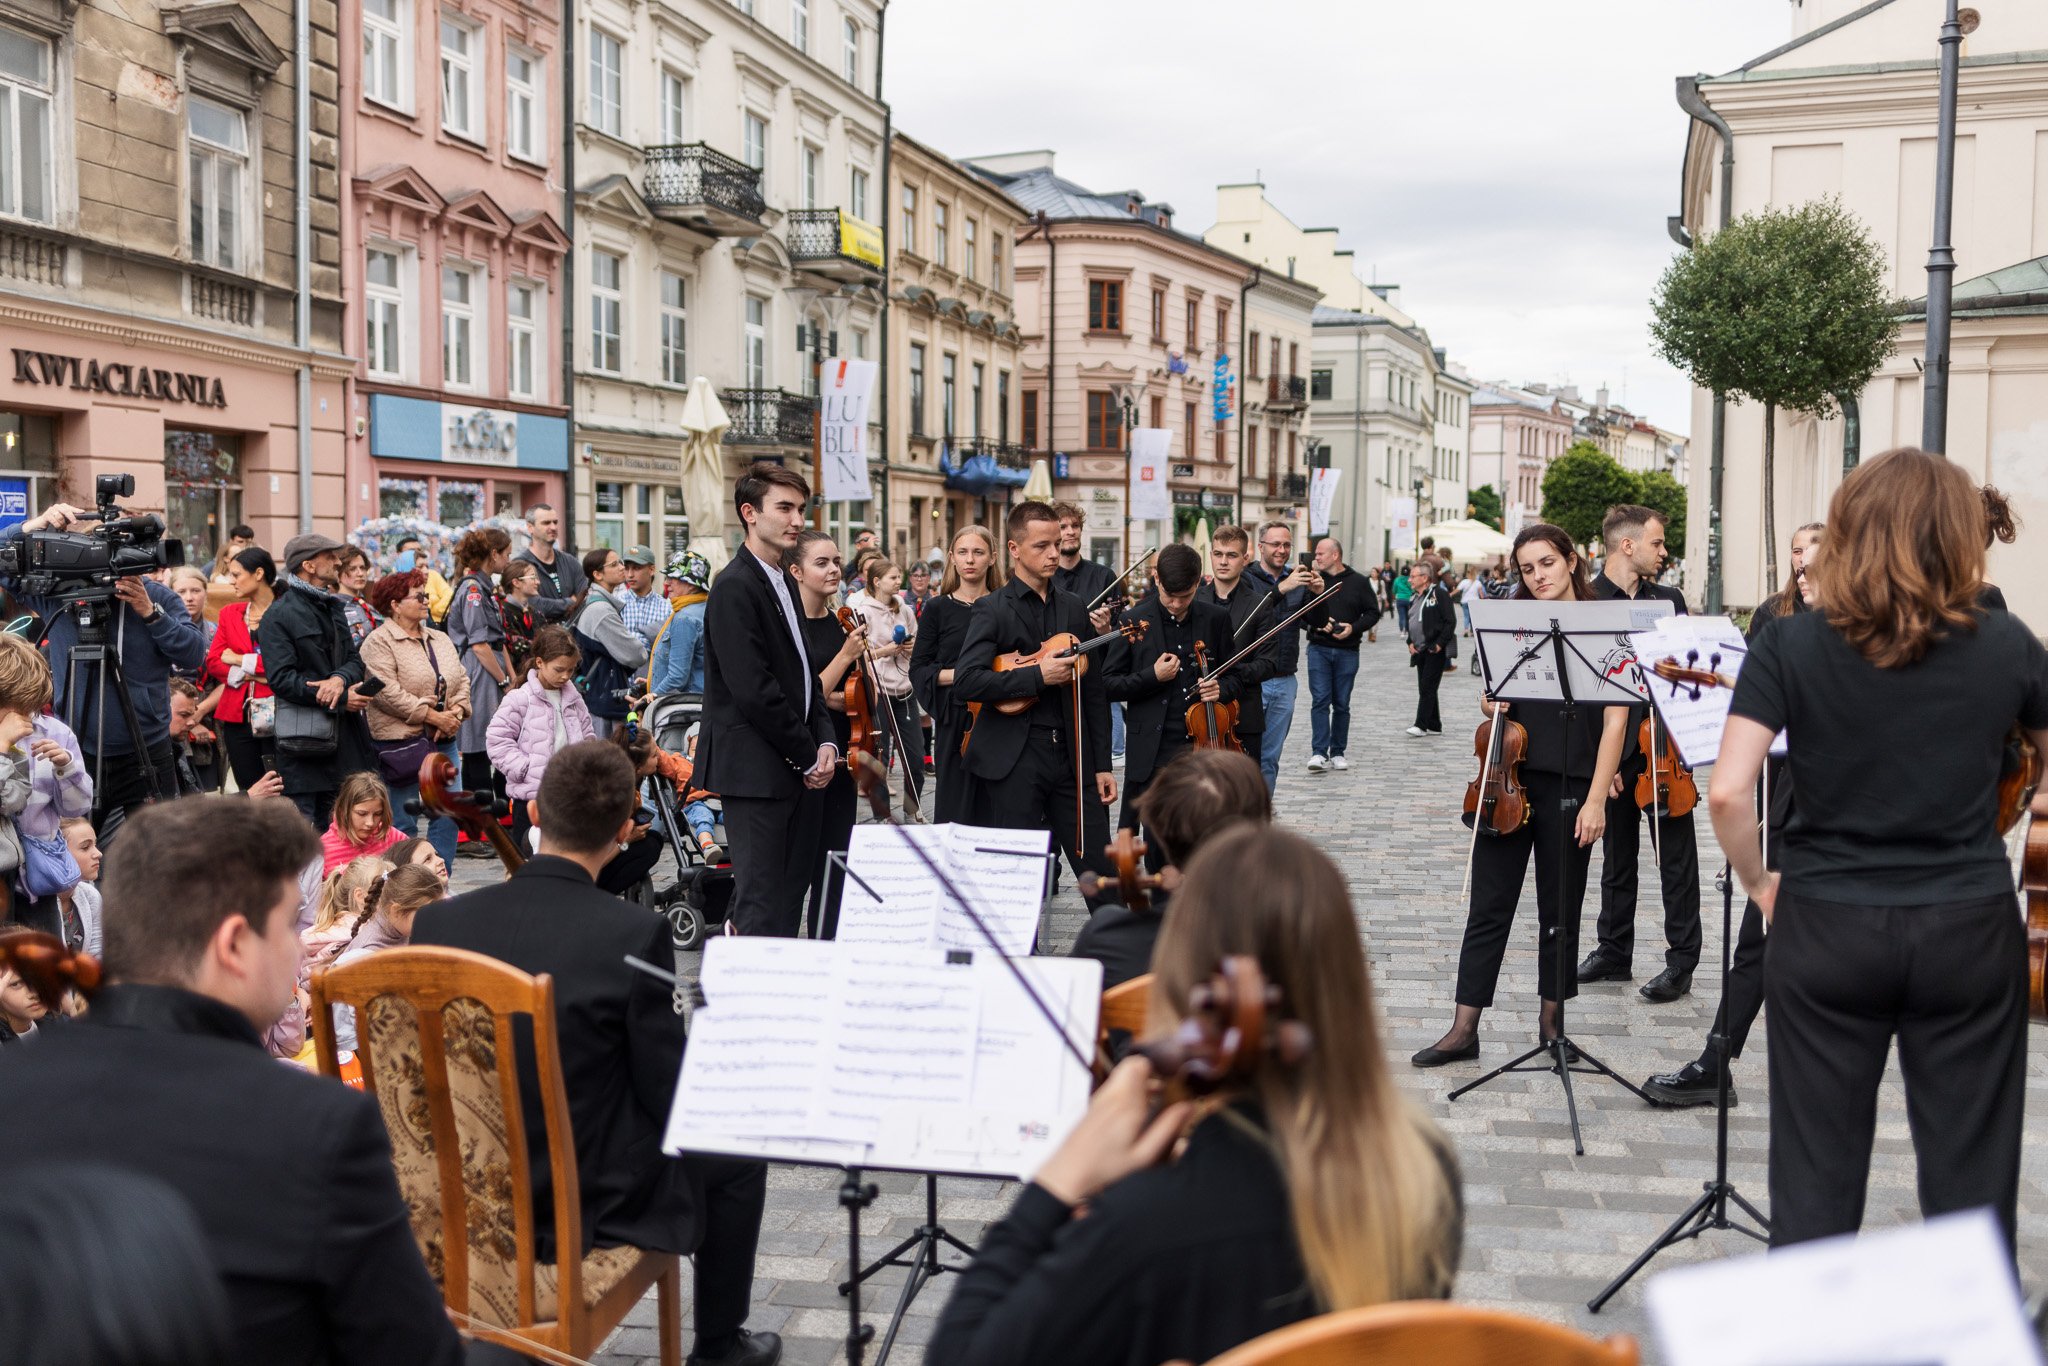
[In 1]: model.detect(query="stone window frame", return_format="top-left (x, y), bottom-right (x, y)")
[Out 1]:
top-left (163, 3), bottom-right (282, 279)
top-left (0, 16), bottom-right (59, 227)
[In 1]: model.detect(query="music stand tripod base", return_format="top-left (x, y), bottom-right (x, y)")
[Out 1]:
top-left (837, 1172), bottom-right (976, 1366)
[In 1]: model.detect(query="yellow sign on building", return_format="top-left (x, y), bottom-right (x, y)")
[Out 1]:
top-left (839, 212), bottom-right (884, 269)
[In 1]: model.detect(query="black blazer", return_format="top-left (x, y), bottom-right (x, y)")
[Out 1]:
top-left (411, 857), bottom-right (696, 1260)
top-left (696, 548), bottom-right (835, 799)
top-left (1102, 596), bottom-right (1238, 785)
top-left (258, 576), bottom-right (377, 796)
top-left (1408, 583), bottom-right (1458, 661)
top-left (1195, 579), bottom-right (1282, 736)
top-left (953, 577), bottom-right (1112, 782)
top-left (0, 984), bottom-right (462, 1366)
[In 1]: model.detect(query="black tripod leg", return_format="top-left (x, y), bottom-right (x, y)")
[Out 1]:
top-left (1551, 1040), bottom-right (1585, 1155)
top-left (1726, 1185), bottom-right (1772, 1237)
top-left (1446, 1039), bottom-right (1553, 1101)
top-left (870, 1232), bottom-right (935, 1366)
top-left (1587, 1185), bottom-right (1719, 1312)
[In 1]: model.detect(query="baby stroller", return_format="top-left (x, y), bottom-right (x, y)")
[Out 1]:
top-left (639, 691), bottom-right (734, 951)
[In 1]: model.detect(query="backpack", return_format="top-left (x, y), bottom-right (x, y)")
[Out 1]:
top-left (571, 601), bottom-right (633, 720)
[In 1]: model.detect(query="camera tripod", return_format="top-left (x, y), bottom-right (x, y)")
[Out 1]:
top-left (51, 592), bottom-right (167, 828)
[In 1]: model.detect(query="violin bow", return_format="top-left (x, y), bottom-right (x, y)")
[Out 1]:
top-left (1088, 548), bottom-right (1157, 612)
top-left (1180, 579), bottom-right (1343, 700)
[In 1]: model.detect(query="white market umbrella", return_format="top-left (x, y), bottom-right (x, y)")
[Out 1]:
top-left (678, 377), bottom-right (732, 575)
top-left (1420, 517), bottom-right (1511, 562)
top-left (1191, 516), bottom-right (1212, 564)
top-left (1023, 456), bottom-right (1054, 502)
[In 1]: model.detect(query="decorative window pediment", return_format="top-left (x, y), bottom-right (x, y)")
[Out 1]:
top-left (163, 1), bottom-right (284, 105)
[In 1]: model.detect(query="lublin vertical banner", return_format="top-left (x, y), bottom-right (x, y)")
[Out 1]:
top-left (819, 358), bottom-right (879, 504)
top-left (1307, 468), bottom-right (1341, 537)
top-left (1128, 427), bottom-right (1172, 521)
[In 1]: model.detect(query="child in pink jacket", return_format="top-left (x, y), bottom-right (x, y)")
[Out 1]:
top-left (486, 626), bottom-right (595, 848)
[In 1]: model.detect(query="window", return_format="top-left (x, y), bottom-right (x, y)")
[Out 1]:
top-left (507, 47), bottom-right (542, 162)
top-left (441, 262), bottom-right (478, 389)
top-left (742, 111), bottom-right (766, 171)
top-left (744, 296), bottom-right (766, 387)
top-left (659, 69), bottom-right (686, 143)
top-left (1087, 279), bottom-right (1122, 333)
top-left (590, 249), bottom-right (622, 373)
top-left (849, 167), bottom-right (868, 222)
top-left (899, 186), bottom-right (916, 253)
top-left (361, 0), bottom-right (408, 109)
top-left (187, 97), bottom-right (246, 272)
top-left (660, 271), bottom-right (687, 384)
top-left (1085, 391), bottom-right (1118, 450)
top-left (964, 218), bottom-right (977, 280)
top-left (971, 362), bottom-right (984, 437)
top-left (164, 432), bottom-right (241, 572)
top-left (1183, 402), bottom-right (1195, 449)
top-left (842, 17), bottom-right (859, 85)
top-left (997, 370), bottom-right (1010, 443)
top-left (1148, 396), bottom-right (1162, 428)
top-left (990, 233), bottom-right (1002, 290)
top-left (790, 0), bottom-right (808, 50)
top-left (851, 329), bottom-right (867, 359)
top-left (1270, 335), bottom-right (1281, 380)
top-left (941, 354), bottom-right (956, 437)
top-left (508, 280), bottom-right (540, 399)
top-left (439, 15), bottom-right (480, 140)
top-left (1310, 368), bottom-right (1333, 400)
top-left (1150, 288), bottom-right (1164, 340)
top-left (801, 144), bottom-right (820, 209)
top-left (1215, 302), bottom-right (1230, 351)
top-left (908, 344), bottom-right (926, 436)
top-left (1021, 390), bottom-right (1038, 449)
top-left (1288, 341), bottom-right (1298, 377)
top-left (365, 247), bottom-right (405, 379)
top-left (1214, 426), bottom-right (1226, 463)
top-left (588, 29), bottom-right (622, 136)
top-left (1248, 426), bottom-right (1259, 476)
top-left (1184, 296), bottom-right (1198, 349)
top-left (933, 201), bottom-right (948, 268)
top-left (734, 0), bottom-right (753, 14)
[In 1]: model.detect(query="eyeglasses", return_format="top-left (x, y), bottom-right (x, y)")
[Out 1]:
top-left (410, 593), bottom-right (430, 603)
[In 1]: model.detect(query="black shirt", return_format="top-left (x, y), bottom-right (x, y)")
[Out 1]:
top-left (799, 612), bottom-right (854, 751)
top-left (1155, 607), bottom-right (1198, 744)
top-left (1052, 556), bottom-right (1116, 609)
top-left (1303, 565), bottom-right (1381, 652)
top-left (1069, 897), bottom-right (1166, 990)
top-left (1731, 608), bottom-right (2048, 904)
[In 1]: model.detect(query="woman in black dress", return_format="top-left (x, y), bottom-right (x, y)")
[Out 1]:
top-left (791, 530), bottom-right (871, 940)
top-left (1412, 523), bottom-right (1631, 1066)
top-left (909, 525), bottom-right (1005, 824)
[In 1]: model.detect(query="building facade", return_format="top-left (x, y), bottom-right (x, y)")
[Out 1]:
top-left (884, 130), bottom-right (1027, 566)
top-left (570, 0), bottom-right (886, 556)
top-left (1469, 384), bottom-right (1576, 534)
top-left (1210, 181), bottom-right (1416, 327)
top-left (0, 0), bottom-right (347, 564)
top-left (1231, 267), bottom-right (1322, 531)
top-left (966, 151), bottom-right (1252, 566)
top-left (338, 0), bottom-right (572, 529)
top-left (1674, 0), bottom-right (2048, 620)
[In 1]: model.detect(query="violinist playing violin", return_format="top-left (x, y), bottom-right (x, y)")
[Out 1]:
top-left (790, 530), bottom-right (874, 941)
top-left (1195, 525), bottom-right (1286, 758)
top-left (930, 824), bottom-right (1462, 1366)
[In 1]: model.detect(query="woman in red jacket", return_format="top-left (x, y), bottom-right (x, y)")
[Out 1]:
top-left (205, 546), bottom-right (277, 792)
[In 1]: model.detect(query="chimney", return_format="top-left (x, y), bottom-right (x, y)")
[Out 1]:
top-left (1557, 384), bottom-right (1580, 404)
top-left (1595, 385), bottom-right (1610, 410)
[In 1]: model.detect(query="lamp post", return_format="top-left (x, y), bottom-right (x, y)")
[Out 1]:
top-left (1109, 380), bottom-right (1141, 570)
top-left (1921, 2), bottom-right (1978, 454)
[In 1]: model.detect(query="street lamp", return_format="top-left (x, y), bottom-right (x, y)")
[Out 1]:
top-left (1920, 3), bottom-right (1980, 454)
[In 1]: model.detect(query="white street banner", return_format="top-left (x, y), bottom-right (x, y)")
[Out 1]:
top-left (1389, 496), bottom-right (1418, 553)
top-left (1308, 468), bottom-right (1341, 536)
top-left (819, 358), bottom-right (878, 504)
top-left (1128, 427), bottom-right (1172, 521)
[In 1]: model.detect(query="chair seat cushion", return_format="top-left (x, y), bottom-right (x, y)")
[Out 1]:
top-left (532, 1243), bottom-right (645, 1321)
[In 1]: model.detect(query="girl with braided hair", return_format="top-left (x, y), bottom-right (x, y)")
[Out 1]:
top-left (329, 863), bottom-right (445, 1052)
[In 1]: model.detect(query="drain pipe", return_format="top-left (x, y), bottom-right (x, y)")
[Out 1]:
top-left (294, 0), bottom-right (311, 531)
top-left (1237, 266), bottom-right (1255, 525)
top-left (1676, 75), bottom-right (1733, 612)
top-left (875, 0), bottom-right (891, 548)
top-left (1019, 209), bottom-right (1053, 468)
top-left (560, 0), bottom-right (577, 552)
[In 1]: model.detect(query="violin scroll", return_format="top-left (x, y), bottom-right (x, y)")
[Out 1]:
top-left (1077, 829), bottom-right (1165, 911)
top-left (1131, 955), bottom-right (1312, 1098)
top-left (418, 752), bottom-right (525, 875)
top-left (0, 928), bottom-right (102, 1013)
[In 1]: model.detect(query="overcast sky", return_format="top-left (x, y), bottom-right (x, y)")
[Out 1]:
top-left (884, 0), bottom-right (1797, 441)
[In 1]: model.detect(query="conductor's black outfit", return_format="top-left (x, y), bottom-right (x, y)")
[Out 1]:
top-left (0, 983), bottom-right (463, 1366)
top-left (909, 592), bottom-right (976, 823)
top-left (1103, 593), bottom-right (1237, 839)
top-left (1407, 579), bottom-right (1457, 734)
top-left (413, 856), bottom-right (766, 1353)
top-left (953, 575), bottom-right (1112, 887)
top-left (697, 546), bottom-right (835, 938)
top-left (1736, 607), bottom-right (2048, 1253)
top-left (1195, 576), bottom-right (1281, 750)
top-left (1586, 573), bottom-right (1702, 980)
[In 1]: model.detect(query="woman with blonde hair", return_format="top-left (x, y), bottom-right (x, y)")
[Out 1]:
top-left (1711, 448), bottom-right (2048, 1253)
top-left (930, 824), bottom-right (1461, 1364)
top-left (909, 525), bottom-right (1004, 822)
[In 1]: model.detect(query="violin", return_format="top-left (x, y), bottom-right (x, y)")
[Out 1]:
top-left (417, 751), bottom-right (525, 875)
top-left (1462, 710), bottom-right (1530, 836)
top-left (1998, 726), bottom-right (2040, 837)
top-left (0, 928), bottom-right (101, 1014)
top-left (969, 618), bottom-right (1148, 721)
top-left (1076, 828), bottom-right (1168, 912)
top-left (1635, 714), bottom-right (1699, 817)
top-left (834, 607), bottom-right (891, 821)
top-left (2024, 807), bottom-right (2048, 1025)
top-left (1650, 654), bottom-right (1736, 697)
top-left (1184, 641), bottom-right (1242, 753)
top-left (1129, 955), bottom-right (1312, 1103)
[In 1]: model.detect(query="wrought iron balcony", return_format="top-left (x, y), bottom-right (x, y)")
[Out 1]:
top-left (961, 438), bottom-right (1031, 470)
top-left (1281, 472), bottom-right (1309, 499)
top-left (1266, 374), bottom-right (1308, 410)
top-left (719, 388), bottom-right (816, 447)
top-left (786, 207), bottom-right (885, 282)
top-left (642, 144), bottom-right (766, 235)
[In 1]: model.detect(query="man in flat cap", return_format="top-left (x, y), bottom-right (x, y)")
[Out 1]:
top-left (258, 533), bottom-right (376, 828)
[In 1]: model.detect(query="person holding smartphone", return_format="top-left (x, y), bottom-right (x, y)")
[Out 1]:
top-left (1300, 537), bottom-right (1380, 773)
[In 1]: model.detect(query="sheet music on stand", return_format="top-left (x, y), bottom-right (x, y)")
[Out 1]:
top-left (1627, 614), bottom-right (1788, 767)
top-left (833, 824), bottom-right (1053, 958)
top-left (1466, 596), bottom-right (1671, 704)
top-left (663, 937), bottom-right (1100, 1180)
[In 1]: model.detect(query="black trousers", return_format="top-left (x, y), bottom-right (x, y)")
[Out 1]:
top-left (1119, 735), bottom-right (1191, 873)
top-left (1453, 768), bottom-right (1592, 1008)
top-left (1764, 888), bottom-right (2026, 1253)
top-left (1708, 896), bottom-right (1769, 1060)
top-left (88, 740), bottom-right (175, 838)
top-left (1413, 650), bottom-right (1446, 732)
top-left (217, 717), bottom-right (273, 792)
top-left (879, 694), bottom-right (925, 804)
top-left (805, 770), bottom-right (858, 940)
top-left (722, 790), bottom-right (823, 938)
top-left (597, 829), bottom-right (665, 897)
top-left (971, 730), bottom-right (1109, 896)
top-left (611, 1154), bottom-right (765, 1357)
top-left (1594, 769), bottom-right (1703, 973)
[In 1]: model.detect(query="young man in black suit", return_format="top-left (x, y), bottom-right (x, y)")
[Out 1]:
top-left (1194, 524), bottom-right (1283, 758)
top-left (0, 796), bottom-right (462, 1366)
top-left (1104, 544), bottom-right (1235, 868)
top-left (1404, 557), bottom-right (1458, 737)
top-left (954, 500), bottom-right (1116, 889)
top-left (1580, 503), bottom-right (1702, 1004)
top-left (696, 462), bottom-right (839, 939)
top-left (413, 741), bottom-right (777, 1366)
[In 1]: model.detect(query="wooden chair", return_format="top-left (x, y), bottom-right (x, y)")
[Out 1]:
top-left (1098, 972), bottom-right (1154, 1045)
top-left (311, 946), bottom-right (680, 1366)
top-left (1202, 1302), bottom-right (1638, 1365)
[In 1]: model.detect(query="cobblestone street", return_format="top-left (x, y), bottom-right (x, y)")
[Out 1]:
top-left (446, 637), bottom-right (2048, 1365)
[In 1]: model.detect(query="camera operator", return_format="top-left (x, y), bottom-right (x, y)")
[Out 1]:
top-left (1, 502), bottom-right (205, 835)
top-left (259, 533), bottom-right (377, 829)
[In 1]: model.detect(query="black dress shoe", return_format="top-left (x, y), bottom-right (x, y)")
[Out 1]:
top-left (1410, 1039), bottom-right (1480, 1068)
top-left (1576, 952), bottom-right (1631, 984)
top-left (688, 1330), bottom-right (783, 1366)
top-left (1642, 1059), bottom-right (1735, 1108)
top-left (1639, 968), bottom-right (1694, 1003)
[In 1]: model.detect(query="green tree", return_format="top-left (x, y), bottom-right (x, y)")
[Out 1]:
top-left (1467, 484), bottom-right (1504, 531)
top-left (1650, 197), bottom-right (1898, 591)
top-left (1635, 470), bottom-right (1688, 558)
top-left (1540, 442), bottom-right (1639, 548)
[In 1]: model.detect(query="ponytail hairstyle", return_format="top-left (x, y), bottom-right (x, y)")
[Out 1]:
top-left (1981, 484), bottom-right (2019, 549)
top-left (346, 863), bottom-right (444, 944)
top-left (454, 527), bottom-right (510, 575)
top-left (611, 724), bottom-right (656, 771)
top-left (310, 856), bottom-right (394, 933)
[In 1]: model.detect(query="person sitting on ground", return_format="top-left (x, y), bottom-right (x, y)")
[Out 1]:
top-left (385, 835), bottom-right (449, 885)
top-left (328, 862), bottom-right (444, 1053)
top-left (319, 771), bottom-right (408, 876)
top-left (301, 855), bottom-right (395, 976)
top-left (54, 817), bottom-right (103, 959)
top-left (613, 723), bottom-right (721, 862)
top-left (1069, 748), bottom-right (1271, 990)
top-left (931, 823), bottom-right (1463, 1366)
top-left (488, 625), bottom-right (596, 851)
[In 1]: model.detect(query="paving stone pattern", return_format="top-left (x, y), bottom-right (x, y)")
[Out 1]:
top-left (444, 637), bottom-right (2048, 1365)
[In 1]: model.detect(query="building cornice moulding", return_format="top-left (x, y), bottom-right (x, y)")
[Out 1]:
top-left (0, 293), bottom-right (355, 378)
top-left (648, 8), bottom-right (711, 54)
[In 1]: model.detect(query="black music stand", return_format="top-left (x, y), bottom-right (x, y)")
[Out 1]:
top-left (1450, 602), bottom-right (1663, 1152)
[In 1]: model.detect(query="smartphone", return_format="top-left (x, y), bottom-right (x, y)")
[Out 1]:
top-left (356, 676), bottom-right (387, 697)
top-left (1299, 552), bottom-right (1315, 570)
top-left (633, 805), bottom-right (656, 827)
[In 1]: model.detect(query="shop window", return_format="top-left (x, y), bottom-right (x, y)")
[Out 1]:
top-left (379, 476), bottom-right (427, 520)
top-left (594, 480), bottom-right (625, 549)
top-left (164, 431), bottom-right (241, 571)
top-left (0, 411), bottom-right (60, 523)
top-left (662, 487), bottom-right (688, 558)
top-left (438, 479), bottom-right (483, 526)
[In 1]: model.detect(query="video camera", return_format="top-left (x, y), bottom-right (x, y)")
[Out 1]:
top-left (0, 473), bottom-right (184, 597)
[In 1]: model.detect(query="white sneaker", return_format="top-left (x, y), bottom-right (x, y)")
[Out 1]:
top-left (1330, 755), bottom-right (1349, 771)
top-left (1405, 725), bottom-right (1425, 737)
top-left (1306, 754), bottom-right (1327, 772)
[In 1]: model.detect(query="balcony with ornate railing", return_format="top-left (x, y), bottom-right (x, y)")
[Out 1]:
top-left (1281, 472), bottom-right (1310, 499)
top-left (1266, 374), bottom-right (1308, 411)
top-left (720, 388), bottom-right (816, 447)
top-left (642, 144), bottom-right (767, 236)
top-left (786, 208), bottom-right (885, 283)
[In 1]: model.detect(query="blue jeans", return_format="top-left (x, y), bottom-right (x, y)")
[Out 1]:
top-left (383, 738), bottom-right (460, 867)
top-left (1259, 675), bottom-right (1297, 793)
top-left (1306, 644), bottom-right (1359, 758)
top-left (682, 799), bottom-right (717, 839)
top-left (1110, 701), bottom-right (1125, 757)
top-left (1395, 600), bottom-right (1411, 634)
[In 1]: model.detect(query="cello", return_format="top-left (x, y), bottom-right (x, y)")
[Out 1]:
top-left (835, 606), bottom-right (892, 821)
top-left (417, 751), bottom-right (525, 875)
top-left (1183, 641), bottom-right (1242, 754)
